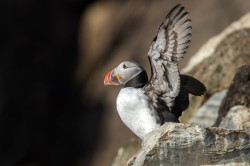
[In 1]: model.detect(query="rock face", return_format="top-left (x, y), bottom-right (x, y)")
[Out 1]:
top-left (129, 123), bottom-right (250, 166)
top-left (188, 90), bottom-right (227, 127)
top-left (111, 138), bottom-right (141, 166)
top-left (214, 65), bottom-right (250, 126)
top-left (219, 106), bottom-right (250, 130)
top-left (180, 13), bottom-right (250, 122)
top-left (204, 162), bottom-right (250, 166)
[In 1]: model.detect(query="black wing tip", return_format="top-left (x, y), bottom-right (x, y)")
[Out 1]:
top-left (171, 4), bottom-right (186, 12)
top-left (191, 80), bottom-right (207, 96)
top-left (180, 75), bottom-right (207, 96)
top-left (173, 4), bottom-right (183, 9)
top-left (165, 4), bottom-right (185, 19)
top-left (180, 12), bottom-right (191, 22)
top-left (195, 85), bottom-right (207, 96)
top-left (152, 35), bottom-right (157, 42)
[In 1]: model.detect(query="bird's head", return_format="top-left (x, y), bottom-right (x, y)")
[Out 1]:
top-left (104, 61), bottom-right (148, 88)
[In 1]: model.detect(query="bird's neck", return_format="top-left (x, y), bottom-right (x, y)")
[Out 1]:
top-left (123, 70), bottom-right (148, 88)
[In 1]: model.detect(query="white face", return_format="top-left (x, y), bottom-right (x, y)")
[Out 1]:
top-left (114, 61), bottom-right (144, 84)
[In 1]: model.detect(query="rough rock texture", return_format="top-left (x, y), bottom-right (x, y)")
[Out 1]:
top-left (219, 106), bottom-right (250, 130)
top-left (111, 138), bottom-right (141, 166)
top-left (203, 163), bottom-right (250, 166)
top-left (128, 123), bottom-right (250, 166)
top-left (214, 65), bottom-right (250, 126)
top-left (180, 13), bottom-right (250, 122)
top-left (188, 90), bottom-right (227, 127)
top-left (243, 122), bottom-right (250, 133)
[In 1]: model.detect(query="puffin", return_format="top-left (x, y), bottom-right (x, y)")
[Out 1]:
top-left (104, 4), bottom-right (206, 139)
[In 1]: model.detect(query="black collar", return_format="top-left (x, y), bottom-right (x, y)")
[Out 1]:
top-left (123, 70), bottom-right (148, 88)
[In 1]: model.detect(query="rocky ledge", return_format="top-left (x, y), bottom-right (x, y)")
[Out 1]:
top-left (128, 122), bottom-right (250, 166)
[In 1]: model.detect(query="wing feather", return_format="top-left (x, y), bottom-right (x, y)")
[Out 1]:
top-left (144, 4), bottom-right (192, 115)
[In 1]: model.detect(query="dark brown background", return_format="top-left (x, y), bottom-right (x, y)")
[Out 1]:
top-left (0, 0), bottom-right (250, 166)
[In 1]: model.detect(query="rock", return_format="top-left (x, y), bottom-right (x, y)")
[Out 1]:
top-left (214, 65), bottom-right (250, 126)
top-left (111, 138), bottom-right (141, 166)
top-left (180, 13), bottom-right (250, 122)
top-left (203, 162), bottom-right (250, 166)
top-left (182, 13), bottom-right (250, 74)
top-left (243, 122), bottom-right (250, 133)
top-left (129, 123), bottom-right (250, 166)
top-left (188, 90), bottom-right (227, 127)
top-left (219, 106), bottom-right (250, 130)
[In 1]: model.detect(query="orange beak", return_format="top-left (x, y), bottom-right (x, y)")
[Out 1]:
top-left (104, 69), bottom-right (120, 85)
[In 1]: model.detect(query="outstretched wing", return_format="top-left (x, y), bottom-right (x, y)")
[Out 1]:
top-left (144, 4), bottom-right (192, 112)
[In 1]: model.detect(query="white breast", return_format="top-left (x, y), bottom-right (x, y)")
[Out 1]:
top-left (116, 87), bottom-right (161, 139)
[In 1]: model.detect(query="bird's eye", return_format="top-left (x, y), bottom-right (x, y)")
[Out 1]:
top-left (123, 64), bottom-right (128, 69)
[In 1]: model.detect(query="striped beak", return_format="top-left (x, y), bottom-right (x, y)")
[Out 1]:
top-left (104, 69), bottom-right (120, 85)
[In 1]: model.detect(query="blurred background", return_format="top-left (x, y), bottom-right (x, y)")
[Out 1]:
top-left (1, 0), bottom-right (250, 166)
